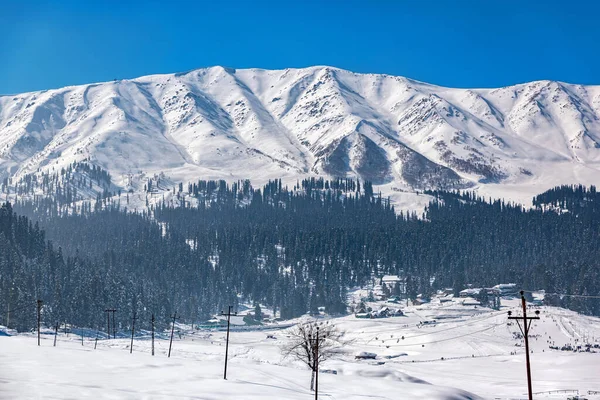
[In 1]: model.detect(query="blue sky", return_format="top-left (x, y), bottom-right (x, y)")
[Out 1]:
top-left (1, 0), bottom-right (598, 94)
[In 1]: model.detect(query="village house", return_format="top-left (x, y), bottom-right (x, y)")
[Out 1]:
top-left (380, 275), bottom-right (407, 296)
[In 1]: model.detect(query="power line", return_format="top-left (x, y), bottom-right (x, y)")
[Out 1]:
top-left (376, 321), bottom-right (506, 348)
top-left (344, 308), bottom-right (507, 327)
top-left (0, 303), bottom-right (36, 318)
top-left (522, 290), bottom-right (600, 299)
top-left (355, 309), bottom-right (514, 345)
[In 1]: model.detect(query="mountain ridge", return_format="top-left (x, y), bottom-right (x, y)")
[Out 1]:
top-left (1, 65), bottom-right (600, 207)
top-left (4, 64), bottom-right (594, 96)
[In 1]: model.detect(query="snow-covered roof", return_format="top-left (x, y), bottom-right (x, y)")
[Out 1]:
top-left (460, 288), bottom-right (482, 295)
top-left (216, 315), bottom-right (246, 326)
top-left (382, 275), bottom-right (403, 282)
top-left (493, 283), bottom-right (517, 290)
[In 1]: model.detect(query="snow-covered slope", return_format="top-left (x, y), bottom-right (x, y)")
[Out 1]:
top-left (1, 298), bottom-right (599, 399)
top-left (2, 66), bottom-right (600, 205)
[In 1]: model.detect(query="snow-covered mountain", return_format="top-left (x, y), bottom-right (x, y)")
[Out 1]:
top-left (2, 66), bottom-right (600, 205)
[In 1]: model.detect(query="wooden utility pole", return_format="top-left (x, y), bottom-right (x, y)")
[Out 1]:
top-left (151, 314), bottom-right (155, 356)
top-left (105, 310), bottom-right (110, 339)
top-left (5, 287), bottom-right (13, 328)
top-left (36, 300), bottom-right (43, 346)
top-left (508, 290), bottom-right (540, 400)
top-left (314, 327), bottom-right (320, 400)
top-left (168, 312), bottom-right (179, 358)
top-left (221, 306), bottom-right (237, 380)
top-left (308, 326), bottom-right (325, 399)
top-left (112, 309), bottom-right (117, 339)
top-left (130, 312), bottom-right (138, 354)
top-left (104, 309), bottom-right (117, 339)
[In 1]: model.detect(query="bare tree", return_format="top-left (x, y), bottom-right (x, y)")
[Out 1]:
top-left (281, 320), bottom-right (346, 390)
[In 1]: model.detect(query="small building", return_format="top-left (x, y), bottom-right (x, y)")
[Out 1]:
top-left (381, 275), bottom-right (407, 295)
top-left (439, 295), bottom-right (453, 303)
top-left (372, 307), bottom-right (390, 318)
top-left (216, 315), bottom-right (246, 326)
top-left (492, 283), bottom-right (518, 297)
top-left (459, 288), bottom-right (482, 298)
top-left (196, 318), bottom-right (227, 329)
top-left (461, 297), bottom-right (481, 306)
top-left (413, 294), bottom-right (429, 305)
top-left (355, 304), bottom-right (367, 314)
top-left (390, 309), bottom-right (404, 317)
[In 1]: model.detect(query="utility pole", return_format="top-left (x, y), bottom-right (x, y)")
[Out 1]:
top-left (151, 314), bottom-right (155, 356)
top-left (105, 310), bottom-right (110, 339)
top-left (314, 327), bottom-right (320, 400)
top-left (168, 312), bottom-right (179, 358)
top-left (104, 309), bottom-right (117, 339)
top-left (37, 299), bottom-right (43, 346)
top-left (508, 290), bottom-right (541, 400)
top-left (308, 326), bottom-right (325, 399)
top-left (5, 287), bottom-right (14, 328)
top-left (112, 309), bottom-right (117, 339)
top-left (221, 306), bottom-right (237, 380)
top-left (130, 312), bottom-right (138, 354)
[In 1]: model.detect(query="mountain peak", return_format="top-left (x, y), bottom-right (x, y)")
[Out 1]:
top-left (1, 66), bottom-right (599, 207)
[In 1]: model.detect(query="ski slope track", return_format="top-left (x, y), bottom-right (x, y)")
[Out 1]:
top-left (2, 66), bottom-right (600, 207)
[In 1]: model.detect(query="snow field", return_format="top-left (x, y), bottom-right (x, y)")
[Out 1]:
top-left (1, 297), bottom-right (599, 399)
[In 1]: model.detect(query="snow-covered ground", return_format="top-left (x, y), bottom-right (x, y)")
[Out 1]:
top-left (1, 298), bottom-right (599, 399)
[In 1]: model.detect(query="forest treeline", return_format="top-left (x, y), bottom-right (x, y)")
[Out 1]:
top-left (1, 177), bottom-right (598, 332)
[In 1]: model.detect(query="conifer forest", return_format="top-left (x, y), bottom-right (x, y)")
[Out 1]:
top-left (1, 166), bottom-right (599, 332)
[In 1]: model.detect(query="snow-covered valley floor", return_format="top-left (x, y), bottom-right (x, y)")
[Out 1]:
top-left (1, 298), bottom-right (599, 399)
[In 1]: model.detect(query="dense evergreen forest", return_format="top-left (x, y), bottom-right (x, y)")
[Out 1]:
top-left (1, 174), bottom-right (599, 332)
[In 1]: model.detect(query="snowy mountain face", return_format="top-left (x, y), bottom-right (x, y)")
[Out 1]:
top-left (1, 66), bottom-right (600, 205)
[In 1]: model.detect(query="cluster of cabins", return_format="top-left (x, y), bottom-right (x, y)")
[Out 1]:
top-left (377, 275), bottom-right (519, 302)
top-left (355, 306), bottom-right (404, 319)
top-left (356, 275), bottom-right (523, 319)
top-left (459, 283), bottom-right (518, 298)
